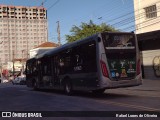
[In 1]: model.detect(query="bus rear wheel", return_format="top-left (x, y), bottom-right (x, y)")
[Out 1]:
top-left (64, 80), bottom-right (73, 95)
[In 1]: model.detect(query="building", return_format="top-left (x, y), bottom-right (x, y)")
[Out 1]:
top-left (134, 0), bottom-right (160, 79)
top-left (134, 0), bottom-right (160, 34)
top-left (0, 5), bottom-right (48, 67)
top-left (30, 42), bottom-right (59, 58)
top-left (5, 42), bottom-right (58, 77)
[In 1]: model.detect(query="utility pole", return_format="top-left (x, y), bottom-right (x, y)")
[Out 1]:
top-left (12, 50), bottom-right (15, 77)
top-left (57, 21), bottom-right (61, 46)
top-left (7, 17), bottom-right (11, 62)
top-left (21, 50), bottom-right (24, 74)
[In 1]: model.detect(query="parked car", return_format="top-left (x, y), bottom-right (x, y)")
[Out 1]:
top-left (12, 76), bottom-right (26, 85)
top-left (0, 77), bottom-right (9, 83)
top-left (2, 79), bottom-right (9, 83)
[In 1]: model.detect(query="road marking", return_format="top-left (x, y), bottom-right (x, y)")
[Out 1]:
top-left (97, 100), bottom-right (160, 111)
top-left (109, 92), bottom-right (160, 98)
top-left (128, 93), bottom-right (160, 98)
top-left (107, 90), bottom-right (160, 98)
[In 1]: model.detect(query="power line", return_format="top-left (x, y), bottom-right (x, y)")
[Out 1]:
top-left (58, 0), bottom-right (144, 31)
top-left (93, 0), bottom-right (147, 25)
top-left (98, 0), bottom-right (160, 25)
top-left (98, 1), bottom-right (160, 32)
top-left (47, 0), bottom-right (60, 11)
top-left (122, 16), bottom-right (160, 32)
top-left (117, 6), bottom-right (160, 31)
top-left (47, 0), bottom-right (160, 44)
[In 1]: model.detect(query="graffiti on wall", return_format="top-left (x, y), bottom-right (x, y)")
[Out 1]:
top-left (153, 56), bottom-right (160, 77)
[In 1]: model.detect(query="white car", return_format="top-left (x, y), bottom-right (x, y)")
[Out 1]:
top-left (2, 79), bottom-right (9, 83)
top-left (0, 77), bottom-right (9, 83)
top-left (12, 76), bottom-right (26, 85)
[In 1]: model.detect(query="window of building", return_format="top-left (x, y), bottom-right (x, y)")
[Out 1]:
top-left (144, 5), bottom-right (157, 19)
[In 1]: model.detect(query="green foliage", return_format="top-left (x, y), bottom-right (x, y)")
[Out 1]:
top-left (65, 20), bottom-right (118, 43)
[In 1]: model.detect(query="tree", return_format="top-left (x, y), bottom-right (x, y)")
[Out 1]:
top-left (65, 20), bottom-right (118, 43)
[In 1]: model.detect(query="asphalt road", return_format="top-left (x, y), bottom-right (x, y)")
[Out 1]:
top-left (0, 81), bottom-right (160, 120)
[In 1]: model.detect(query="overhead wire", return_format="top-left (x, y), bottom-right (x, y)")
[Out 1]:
top-left (57, 0), bottom-right (144, 43)
top-left (58, 0), bottom-right (133, 29)
top-left (99, 0), bottom-right (160, 24)
top-left (42, 0), bottom-right (160, 44)
top-left (99, 0), bottom-right (160, 32)
top-left (117, 5), bottom-right (160, 31)
top-left (47, 0), bottom-right (60, 11)
top-left (122, 15), bottom-right (160, 31)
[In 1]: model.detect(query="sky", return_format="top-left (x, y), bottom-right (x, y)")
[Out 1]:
top-left (0, 0), bottom-right (135, 44)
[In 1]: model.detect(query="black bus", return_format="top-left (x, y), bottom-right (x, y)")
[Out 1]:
top-left (26, 32), bottom-right (142, 95)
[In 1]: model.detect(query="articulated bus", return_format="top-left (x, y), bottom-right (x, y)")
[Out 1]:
top-left (26, 32), bottom-right (142, 95)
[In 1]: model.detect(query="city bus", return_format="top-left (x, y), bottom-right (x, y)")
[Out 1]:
top-left (26, 32), bottom-right (142, 95)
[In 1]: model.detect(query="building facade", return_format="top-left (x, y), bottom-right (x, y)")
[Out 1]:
top-left (134, 0), bottom-right (160, 79)
top-left (134, 0), bottom-right (160, 34)
top-left (0, 5), bottom-right (48, 66)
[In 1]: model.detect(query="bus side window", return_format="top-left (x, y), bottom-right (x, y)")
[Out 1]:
top-left (71, 41), bottom-right (97, 73)
top-left (42, 57), bottom-right (51, 75)
top-left (81, 41), bottom-right (97, 72)
top-left (32, 61), bottom-right (37, 75)
top-left (26, 63), bottom-right (30, 74)
top-left (72, 46), bottom-right (83, 72)
top-left (54, 56), bottom-right (60, 75)
top-left (59, 49), bottom-right (72, 74)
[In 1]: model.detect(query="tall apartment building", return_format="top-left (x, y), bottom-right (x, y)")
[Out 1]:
top-left (0, 5), bottom-right (48, 66)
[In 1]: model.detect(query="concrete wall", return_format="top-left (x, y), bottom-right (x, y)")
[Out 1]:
top-left (141, 50), bottom-right (160, 80)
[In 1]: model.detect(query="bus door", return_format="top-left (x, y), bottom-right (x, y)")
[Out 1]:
top-left (37, 60), bottom-right (43, 86)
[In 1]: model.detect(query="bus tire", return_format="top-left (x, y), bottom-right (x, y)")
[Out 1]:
top-left (64, 80), bottom-right (73, 95)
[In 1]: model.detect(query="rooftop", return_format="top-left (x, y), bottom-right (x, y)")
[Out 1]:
top-left (0, 4), bottom-right (46, 9)
top-left (35, 42), bottom-right (59, 48)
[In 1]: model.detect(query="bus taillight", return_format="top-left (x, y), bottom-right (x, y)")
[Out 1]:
top-left (137, 59), bottom-right (141, 75)
top-left (100, 60), bottom-right (109, 77)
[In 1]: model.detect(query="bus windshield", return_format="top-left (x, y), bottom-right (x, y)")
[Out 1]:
top-left (104, 34), bottom-right (135, 49)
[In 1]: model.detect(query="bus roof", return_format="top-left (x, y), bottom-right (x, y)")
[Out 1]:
top-left (26, 57), bottom-right (36, 63)
top-left (31, 31), bottom-right (135, 60)
top-left (36, 33), bottom-right (99, 59)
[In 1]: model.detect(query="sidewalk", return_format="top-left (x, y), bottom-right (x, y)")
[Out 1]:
top-left (126, 79), bottom-right (160, 91)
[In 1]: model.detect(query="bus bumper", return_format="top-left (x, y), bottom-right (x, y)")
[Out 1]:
top-left (100, 74), bottom-right (142, 89)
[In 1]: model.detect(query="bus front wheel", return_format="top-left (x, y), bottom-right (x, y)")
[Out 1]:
top-left (64, 80), bottom-right (73, 95)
